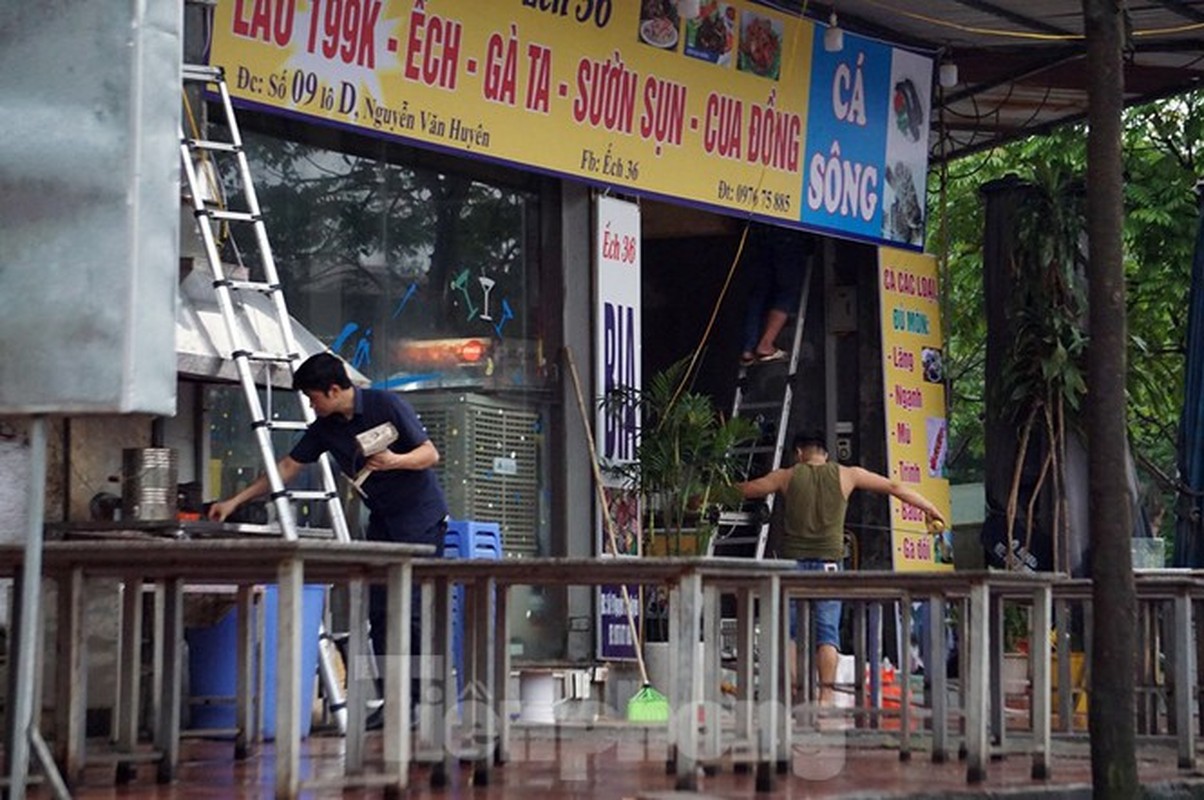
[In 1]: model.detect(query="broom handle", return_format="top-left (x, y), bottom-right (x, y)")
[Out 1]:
top-left (563, 347), bottom-right (652, 686)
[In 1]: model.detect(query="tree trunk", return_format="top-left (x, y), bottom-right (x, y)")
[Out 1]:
top-left (1082, 0), bottom-right (1138, 795)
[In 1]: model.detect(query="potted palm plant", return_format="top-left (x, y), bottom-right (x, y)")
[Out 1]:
top-left (604, 356), bottom-right (758, 557)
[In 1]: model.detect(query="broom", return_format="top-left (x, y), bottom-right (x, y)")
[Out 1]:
top-left (563, 346), bottom-right (670, 723)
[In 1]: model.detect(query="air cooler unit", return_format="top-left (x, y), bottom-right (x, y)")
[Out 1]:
top-left (409, 393), bottom-right (543, 557)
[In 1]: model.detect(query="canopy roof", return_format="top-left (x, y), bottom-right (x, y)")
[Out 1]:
top-left (795, 0), bottom-right (1204, 162)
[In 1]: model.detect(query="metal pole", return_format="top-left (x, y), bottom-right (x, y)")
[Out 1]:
top-left (6, 416), bottom-right (47, 800)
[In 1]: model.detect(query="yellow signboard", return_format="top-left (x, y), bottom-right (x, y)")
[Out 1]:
top-left (210, 0), bottom-right (813, 221)
top-left (878, 247), bottom-right (952, 571)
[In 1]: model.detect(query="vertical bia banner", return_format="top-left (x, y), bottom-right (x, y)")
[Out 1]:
top-left (879, 247), bottom-right (953, 571)
top-left (595, 196), bottom-right (642, 660)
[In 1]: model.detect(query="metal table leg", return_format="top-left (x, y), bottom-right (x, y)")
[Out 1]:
top-left (735, 587), bottom-right (755, 772)
top-left (852, 602), bottom-right (866, 727)
top-left (929, 593), bottom-right (948, 763)
top-left (1174, 588), bottom-right (1196, 769)
top-left (701, 585), bottom-right (721, 775)
top-left (151, 583), bottom-right (165, 741)
top-left (429, 576), bottom-right (454, 788)
top-left (899, 596), bottom-right (913, 761)
top-left (800, 598), bottom-right (813, 721)
top-left (273, 558), bottom-right (303, 799)
top-left (155, 577), bottom-right (183, 785)
top-left (1196, 598), bottom-right (1204, 747)
top-left (666, 585), bottom-right (679, 776)
top-left (234, 584), bottom-right (256, 762)
top-left (1030, 584), bottom-right (1052, 779)
top-left (345, 579), bottom-right (367, 773)
top-left (674, 571), bottom-right (702, 791)
top-left (776, 587), bottom-right (791, 774)
top-left (957, 595), bottom-right (969, 761)
top-left (755, 574), bottom-right (780, 793)
top-left (965, 581), bottom-right (989, 783)
top-left (495, 583), bottom-right (511, 766)
top-left (115, 577), bottom-right (143, 782)
top-left (54, 567), bottom-right (86, 788)
top-left (867, 603), bottom-right (881, 729)
top-left (4, 416), bottom-right (55, 800)
top-left (470, 576), bottom-right (496, 785)
top-left (384, 562), bottom-right (412, 796)
top-left (988, 592), bottom-right (1005, 754)
top-left (1055, 599), bottom-right (1072, 734)
top-left (418, 580), bottom-right (434, 744)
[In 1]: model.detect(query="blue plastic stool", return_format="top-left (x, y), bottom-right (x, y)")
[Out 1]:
top-left (444, 520), bottom-right (501, 701)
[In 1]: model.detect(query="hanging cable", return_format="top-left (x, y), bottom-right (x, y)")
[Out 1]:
top-left (858, 0), bottom-right (1204, 42)
top-left (181, 88), bottom-right (229, 240)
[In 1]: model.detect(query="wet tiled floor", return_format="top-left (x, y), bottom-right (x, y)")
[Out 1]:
top-left (27, 725), bottom-right (1204, 799)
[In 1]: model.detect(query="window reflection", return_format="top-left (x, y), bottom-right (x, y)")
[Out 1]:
top-left (221, 129), bottom-right (543, 391)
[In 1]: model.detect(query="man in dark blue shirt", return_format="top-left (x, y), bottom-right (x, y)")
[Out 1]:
top-left (209, 352), bottom-right (448, 726)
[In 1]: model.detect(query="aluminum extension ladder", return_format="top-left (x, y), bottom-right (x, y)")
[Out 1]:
top-left (707, 251), bottom-right (814, 559)
top-left (180, 63), bottom-right (358, 733)
top-left (180, 63), bottom-right (349, 544)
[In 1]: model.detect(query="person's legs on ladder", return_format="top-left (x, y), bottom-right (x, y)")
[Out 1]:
top-left (755, 308), bottom-right (789, 359)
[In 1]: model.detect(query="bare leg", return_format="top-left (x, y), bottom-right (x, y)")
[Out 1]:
top-left (816, 643), bottom-right (839, 706)
top-left (756, 309), bottom-right (789, 356)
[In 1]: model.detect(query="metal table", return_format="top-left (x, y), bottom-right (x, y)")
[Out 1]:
top-left (0, 538), bottom-right (431, 799)
top-left (410, 556), bottom-right (796, 792)
top-left (777, 569), bottom-right (1062, 783)
top-left (1048, 571), bottom-right (1204, 771)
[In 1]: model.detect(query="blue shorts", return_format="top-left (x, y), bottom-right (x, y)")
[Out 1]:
top-left (788, 559), bottom-right (843, 648)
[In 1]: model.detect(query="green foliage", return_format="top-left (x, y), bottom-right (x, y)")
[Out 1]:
top-left (937, 94), bottom-right (1202, 517)
top-left (925, 132), bottom-right (1088, 482)
top-left (1001, 159), bottom-right (1088, 420)
top-left (604, 357), bottom-right (759, 554)
top-left (1003, 605), bottom-right (1029, 652)
top-left (1120, 95), bottom-right (1202, 483)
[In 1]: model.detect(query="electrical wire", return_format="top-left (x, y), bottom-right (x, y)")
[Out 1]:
top-left (859, 0), bottom-right (1204, 42)
top-left (181, 89), bottom-right (229, 237)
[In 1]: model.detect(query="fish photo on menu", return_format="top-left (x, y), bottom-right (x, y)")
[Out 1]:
top-left (881, 49), bottom-right (934, 245)
top-left (683, 1), bottom-right (736, 65)
top-left (638, 0), bottom-right (681, 51)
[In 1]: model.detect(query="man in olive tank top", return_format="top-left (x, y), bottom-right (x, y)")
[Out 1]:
top-left (737, 431), bottom-right (946, 706)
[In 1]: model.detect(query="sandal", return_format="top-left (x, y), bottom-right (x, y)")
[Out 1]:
top-left (754, 348), bottom-right (787, 364)
top-left (739, 353), bottom-right (756, 367)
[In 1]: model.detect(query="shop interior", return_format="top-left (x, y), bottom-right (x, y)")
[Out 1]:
top-left (639, 199), bottom-right (896, 568)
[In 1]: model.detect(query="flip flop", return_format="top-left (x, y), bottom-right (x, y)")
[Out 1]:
top-left (739, 353), bottom-right (756, 367)
top-left (754, 348), bottom-right (788, 364)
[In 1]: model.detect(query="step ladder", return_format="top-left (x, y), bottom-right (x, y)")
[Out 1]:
top-left (180, 63), bottom-right (361, 734)
top-left (707, 251), bottom-right (815, 559)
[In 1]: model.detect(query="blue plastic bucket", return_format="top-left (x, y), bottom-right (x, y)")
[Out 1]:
top-left (185, 584), bottom-right (325, 740)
